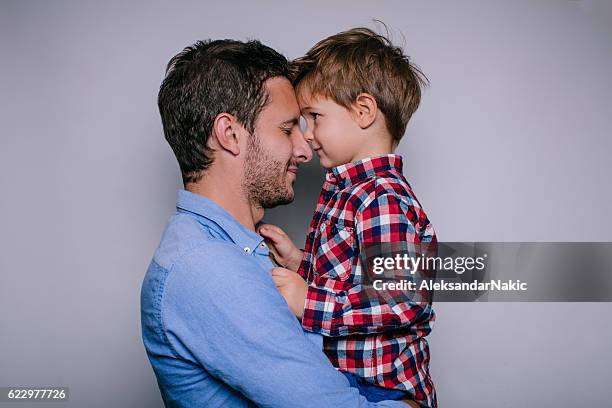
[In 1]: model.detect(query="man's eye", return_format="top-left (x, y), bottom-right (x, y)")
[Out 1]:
top-left (282, 128), bottom-right (292, 136)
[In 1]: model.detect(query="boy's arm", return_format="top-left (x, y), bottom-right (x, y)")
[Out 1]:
top-left (257, 223), bottom-right (304, 270)
top-left (301, 193), bottom-right (436, 337)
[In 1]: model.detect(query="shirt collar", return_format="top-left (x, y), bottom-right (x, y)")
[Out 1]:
top-left (176, 189), bottom-right (264, 252)
top-left (326, 154), bottom-right (404, 188)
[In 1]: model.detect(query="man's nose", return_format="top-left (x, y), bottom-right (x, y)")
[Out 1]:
top-left (292, 128), bottom-right (312, 163)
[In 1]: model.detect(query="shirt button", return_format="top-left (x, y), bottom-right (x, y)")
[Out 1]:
top-left (243, 247), bottom-right (251, 253)
top-left (259, 242), bottom-right (267, 248)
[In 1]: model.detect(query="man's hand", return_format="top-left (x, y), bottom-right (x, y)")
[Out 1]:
top-left (271, 267), bottom-right (307, 320)
top-left (258, 224), bottom-right (303, 271)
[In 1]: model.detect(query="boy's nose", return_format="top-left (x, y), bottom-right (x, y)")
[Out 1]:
top-left (302, 126), bottom-right (314, 143)
top-left (292, 128), bottom-right (313, 163)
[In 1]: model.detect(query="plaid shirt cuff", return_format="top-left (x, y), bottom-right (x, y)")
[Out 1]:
top-left (301, 284), bottom-right (340, 336)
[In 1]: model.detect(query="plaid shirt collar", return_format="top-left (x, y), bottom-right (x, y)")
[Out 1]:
top-left (325, 154), bottom-right (404, 189)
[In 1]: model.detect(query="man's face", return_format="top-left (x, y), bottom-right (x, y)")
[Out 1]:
top-left (242, 77), bottom-right (312, 209)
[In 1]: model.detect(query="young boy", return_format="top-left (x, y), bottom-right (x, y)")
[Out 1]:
top-left (258, 27), bottom-right (437, 408)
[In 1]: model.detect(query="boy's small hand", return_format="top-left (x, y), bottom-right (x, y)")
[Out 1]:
top-left (270, 267), bottom-right (307, 320)
top-left (257, 224), bottom-right (303, 271)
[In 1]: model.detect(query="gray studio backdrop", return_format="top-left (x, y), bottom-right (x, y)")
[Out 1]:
top-left (1, 1), bottom-right (611, 407)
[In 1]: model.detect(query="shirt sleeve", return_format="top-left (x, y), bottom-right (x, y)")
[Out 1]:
top-left (162, 242), bottom-right (405, 408)
top-left (301, 193), bottom-right (436, 337)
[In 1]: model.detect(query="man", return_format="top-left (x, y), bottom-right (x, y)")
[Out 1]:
top-left (140, 39), bottom-right (407, 407)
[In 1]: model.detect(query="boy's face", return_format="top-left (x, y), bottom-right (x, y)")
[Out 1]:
top-left (297, 89), bottom-right (364, 169)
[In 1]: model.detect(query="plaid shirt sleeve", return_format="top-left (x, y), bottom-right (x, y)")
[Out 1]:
top-left (301, 193), bottom-right (436, 337)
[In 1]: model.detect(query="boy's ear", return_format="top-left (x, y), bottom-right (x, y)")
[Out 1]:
top-left (352, 93), bottom-right (378, 129)
top-left (210, 113), bottom-right (242, 156)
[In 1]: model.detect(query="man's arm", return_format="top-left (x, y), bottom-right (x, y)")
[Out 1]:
top-left (162, 241), bottom-right (404, 408)
top-left (301, 193), bottom-right (436, 337)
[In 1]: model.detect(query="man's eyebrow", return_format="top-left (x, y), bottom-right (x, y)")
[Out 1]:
top-left (280, 117), bottom-right (299, 127)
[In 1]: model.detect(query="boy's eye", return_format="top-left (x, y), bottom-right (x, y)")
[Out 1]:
top-left (310, 112), bottom-right (320, 121)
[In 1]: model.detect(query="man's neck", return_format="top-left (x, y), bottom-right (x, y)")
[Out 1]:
top-left (186, 176), bottom-right (263, 232)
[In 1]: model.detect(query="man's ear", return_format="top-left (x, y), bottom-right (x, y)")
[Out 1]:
top-left (210, 113), bottom-right (242, 155)
top-left (352, 93), bottom-right (378, 129)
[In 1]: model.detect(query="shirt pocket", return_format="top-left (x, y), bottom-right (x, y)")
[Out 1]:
top-left (315, 220), bottom-right (355, 281)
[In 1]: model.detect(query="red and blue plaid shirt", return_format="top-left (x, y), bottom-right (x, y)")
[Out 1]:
top-left (297, 154), bottom-right (437, 408)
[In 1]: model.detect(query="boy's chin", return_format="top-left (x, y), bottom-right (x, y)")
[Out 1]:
top-left (316, 155), bottom-right (334, 169)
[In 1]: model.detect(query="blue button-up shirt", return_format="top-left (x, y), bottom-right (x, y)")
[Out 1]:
top-left (141, 190), bottom-right (405, 408)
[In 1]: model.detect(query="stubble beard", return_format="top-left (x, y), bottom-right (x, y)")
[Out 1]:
top-left (242, 134), bottom-right (295, 209)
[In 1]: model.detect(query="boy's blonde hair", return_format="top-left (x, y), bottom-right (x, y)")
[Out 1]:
top-left (290, 27), bottom-right (428, 142)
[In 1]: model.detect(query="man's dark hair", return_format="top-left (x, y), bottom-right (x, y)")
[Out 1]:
top-left (158, 39), bottom-right (290, 185)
